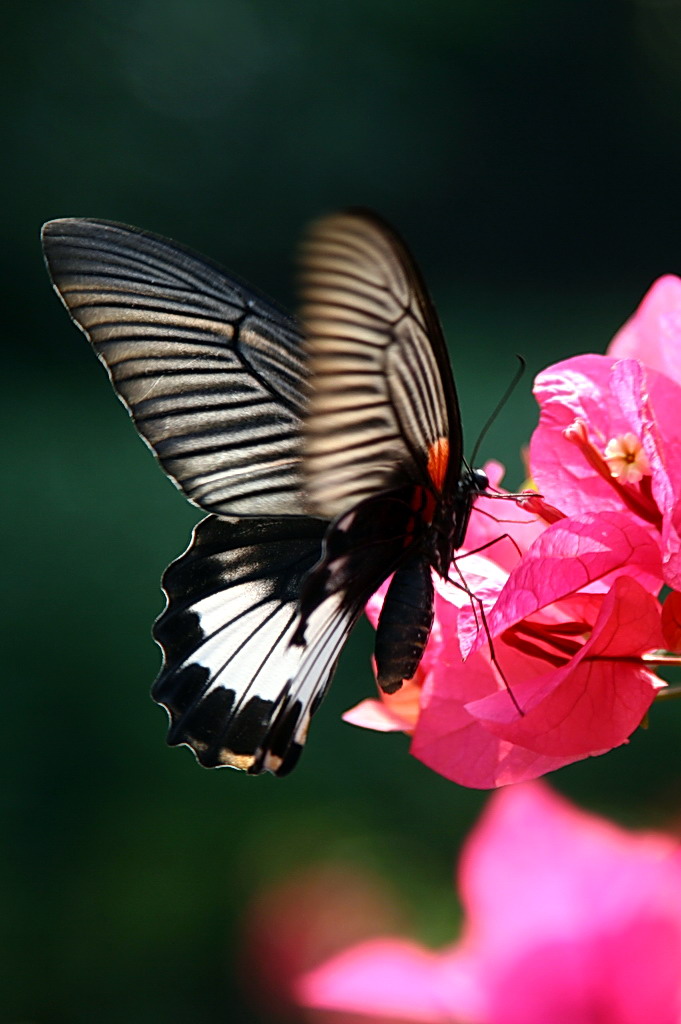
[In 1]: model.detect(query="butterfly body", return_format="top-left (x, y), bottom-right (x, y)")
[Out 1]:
top-left (41, 210), bottom-right (487, 776)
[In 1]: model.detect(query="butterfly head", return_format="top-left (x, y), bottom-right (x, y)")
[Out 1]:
top-left (456, 464), bottom-right (489, 534)
top-left (469, 466), bottom-right (490, 495)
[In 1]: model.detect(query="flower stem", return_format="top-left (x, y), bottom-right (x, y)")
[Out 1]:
top-left (654, 684), bottom-right (681, 702)
top-left (643, 654), bottom-right (681, 666)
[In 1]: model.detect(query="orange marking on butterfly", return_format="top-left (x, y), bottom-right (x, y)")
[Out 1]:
top-left (427, 437), bottom-right (450, 490)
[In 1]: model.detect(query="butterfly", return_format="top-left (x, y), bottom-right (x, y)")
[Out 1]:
top-left (41, 210), bottom-right (490, 776)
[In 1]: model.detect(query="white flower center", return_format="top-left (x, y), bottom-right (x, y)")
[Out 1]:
top-left (603, 433), bottom-right (651, 484)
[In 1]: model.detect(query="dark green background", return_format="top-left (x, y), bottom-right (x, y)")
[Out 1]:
top-left (5, 2), bottom-right (681, 1021)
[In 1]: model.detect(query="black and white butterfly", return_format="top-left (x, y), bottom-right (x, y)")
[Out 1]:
top-left (41, 211), bottom-right (490, 776)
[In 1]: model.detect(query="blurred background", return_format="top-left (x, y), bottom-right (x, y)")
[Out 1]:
top-left (5, 1), bottom-right (681, 1020)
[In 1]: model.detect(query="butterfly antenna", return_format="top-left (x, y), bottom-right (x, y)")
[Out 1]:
top-left (469, 355), bottom-right (526, 468)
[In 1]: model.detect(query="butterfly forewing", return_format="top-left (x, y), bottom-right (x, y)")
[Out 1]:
top-left (152, 515), bottom-right (359, 775)
top-left (299, 210), bottom-right (463, 518)
top-left (41, 218), bottom-right (310, 517)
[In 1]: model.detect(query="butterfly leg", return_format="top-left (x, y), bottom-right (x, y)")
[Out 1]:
top-left (448, 558), bottom-right (525, 717)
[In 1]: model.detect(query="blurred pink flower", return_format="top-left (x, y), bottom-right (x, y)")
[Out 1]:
top-left (346, 469), bottom-right (665, 788)
top-left (242, 862), bottom-right (407, 1022)
top-left (297, 783), bottom-right (681, 1024)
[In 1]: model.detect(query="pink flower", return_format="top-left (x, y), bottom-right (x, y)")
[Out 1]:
top-left (349, 278), bottom-right (681, 788)
top-left (530, 277), bottom-right (681, 588)
top-left (346, 469), bottom-right (665, 788)
top-left (297, 783), bottom-right (681, 1024)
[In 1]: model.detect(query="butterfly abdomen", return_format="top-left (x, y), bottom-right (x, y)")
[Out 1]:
top-left (374, 558), bottom-right (435, 694)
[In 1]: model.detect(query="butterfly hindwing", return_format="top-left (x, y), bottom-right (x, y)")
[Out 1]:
top-left (299, 210), bottom-right (464, 518)
top-left (41, 218), bottom-right (309, 517)
top-left (152, 514), bottom-right (358, 775)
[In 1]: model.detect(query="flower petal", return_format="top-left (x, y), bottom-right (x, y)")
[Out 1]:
top-left (608, 274), bottom-right (681, 387)
top-left (461, 511), bottom-right (662, 657)
top-left (610, 358), bottom-right (681, 588)
top-left (411, 638), bottom-right (577, 788)
top-left (458, 782), bottom-right (681, 1024)
top-left (463, 577), bottom-right (663, 757)
top-left (530, 354), bottom-right (638, 517)
top-left (297, 939), bottom-right (457, 1023)
top-left (343, 698), bottom-right (416, 733)
top-left (661, 591), bottom-right (681, 653)
top-left (459, 781), bottom-right (681, 950)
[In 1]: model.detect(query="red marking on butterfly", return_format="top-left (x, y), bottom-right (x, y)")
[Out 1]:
top-left (427, 436), bottom-right (450, 491)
